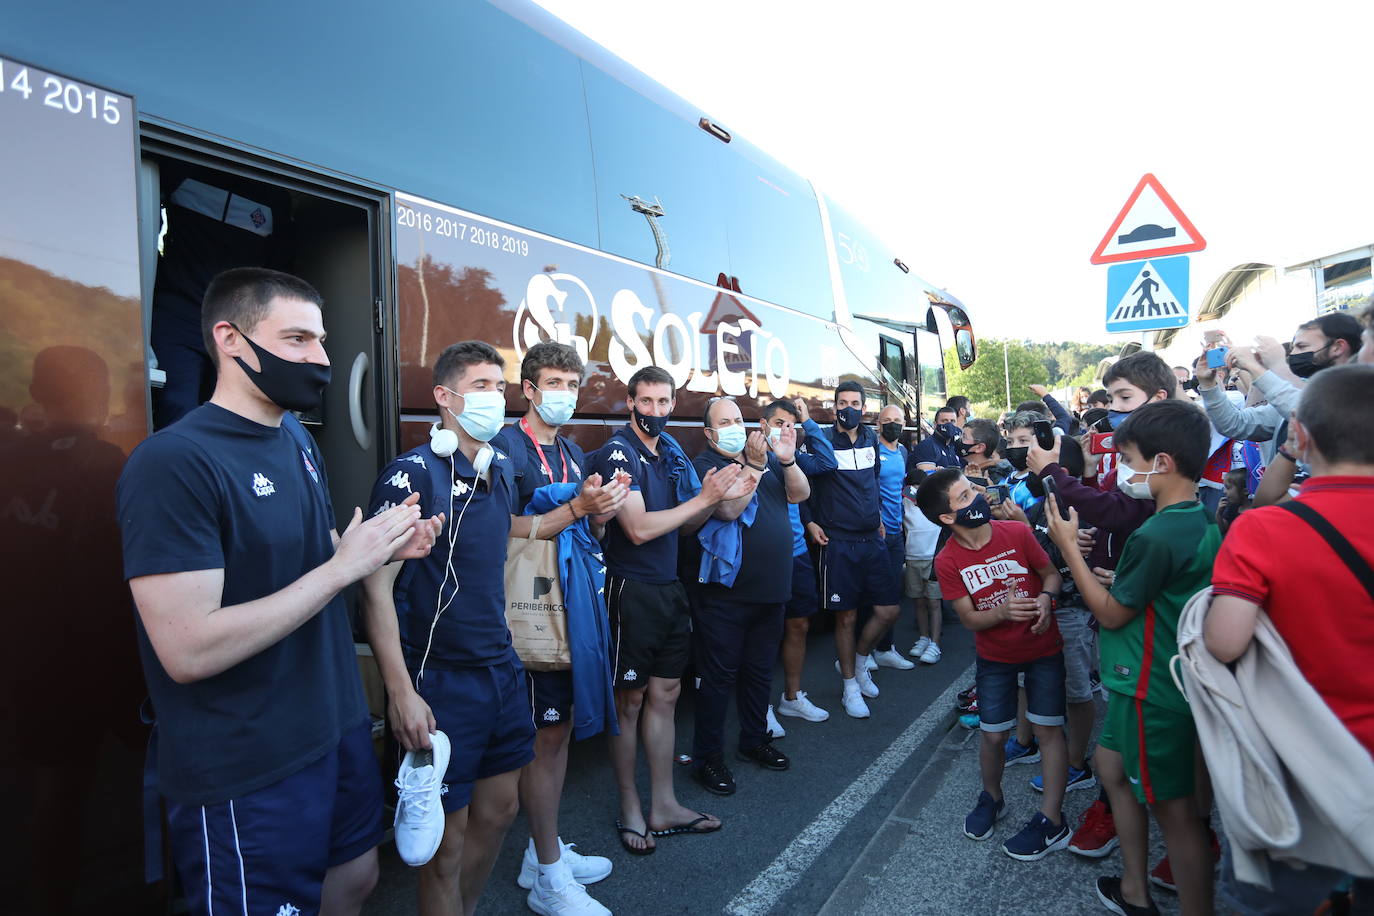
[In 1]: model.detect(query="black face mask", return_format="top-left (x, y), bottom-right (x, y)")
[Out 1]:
top-left (954, 494), bottom-right (991, 528)
top-left (881, 421), bottom-right (903, 443)
top-left (836, 406), bottom-right (862, 430)
top-left (1286, 345), bottom-right (1331, 380)
top-left (936, 422), bottom-right (960, 443)
top-left (633, 408), bottom-right (669, 438)
top-left (1003, 446), bottom-right (1030, 471)
top-left (955, 440), bottom-right (975, 458)
top-left (231, 324), bottom-right (330, 412)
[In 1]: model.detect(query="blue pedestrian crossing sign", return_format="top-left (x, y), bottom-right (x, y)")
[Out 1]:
top-left (1105, 256), bottom-right (1190, 333)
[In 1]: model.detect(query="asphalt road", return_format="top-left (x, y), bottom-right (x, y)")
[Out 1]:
top-left (364, 607), bottom-right (978, 916)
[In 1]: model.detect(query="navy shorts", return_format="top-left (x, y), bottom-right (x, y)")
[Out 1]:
top-left (820, 537), bottom-right (901, 610)
top-left (784, 552), bottom-right (820, 619)
top-left (415, 659), bottom-right (536, 811)
top-left (165, 717), bottom-right (384, 916)
top-left (975, 652), bottom-right (1067, 733)
top-left (527, 669), bottom-right (574, 730)
top-left (607, 575), bottom-right (692, 687)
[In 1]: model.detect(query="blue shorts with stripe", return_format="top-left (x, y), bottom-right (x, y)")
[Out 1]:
top-left (165, 717), bottom-right (383, 916)
top-left (820, 536), bottom-right (901, 610)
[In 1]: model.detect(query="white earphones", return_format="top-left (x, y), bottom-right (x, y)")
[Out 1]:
top-left (415, 422), bottom-right (494, 687)
top-left (430, 421), bottom-right (493, 474)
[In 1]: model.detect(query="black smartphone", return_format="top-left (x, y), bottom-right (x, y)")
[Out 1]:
top-left (1042, 475), bottom-right (1071, 521)
top-left (986, 484), bottom-right (1009, 506)
top-left (1033, 419), bottom-right (1056, 450)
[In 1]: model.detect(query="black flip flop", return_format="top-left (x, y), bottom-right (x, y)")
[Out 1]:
top-left (616, 819), bottom-right (656, 856)
top-left (650, 813), bottom-right (722, 837)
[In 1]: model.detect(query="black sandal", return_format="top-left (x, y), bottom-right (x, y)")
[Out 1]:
top-left (649, 813), bottom-right (722, 837)
top-left (615, 819), bottom-right (656, 856)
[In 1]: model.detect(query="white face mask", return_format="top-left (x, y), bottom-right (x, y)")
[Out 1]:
top-left (768, 426), bottom-right (783, 443)
top-left (1116, 458), bottom-right (1160, 500)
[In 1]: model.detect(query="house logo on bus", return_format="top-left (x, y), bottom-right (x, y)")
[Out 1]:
top-left (513, 271), bottom-right (791, 398)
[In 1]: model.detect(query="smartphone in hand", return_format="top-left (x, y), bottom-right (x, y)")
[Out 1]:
top-left (1042, 475), bottom-right (1071, 521)
top-left (1032, 419), bottom-right (1056, 450)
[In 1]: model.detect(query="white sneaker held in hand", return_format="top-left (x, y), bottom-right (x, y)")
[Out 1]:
top-left (394, 730), bottom-right (451, 867)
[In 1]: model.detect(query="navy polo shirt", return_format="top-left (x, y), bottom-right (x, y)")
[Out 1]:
top-left (367, 441), bottom-right (519, 670)
top-left (692, 448), bottom-right (794, 604)
top-left (117, 404), bottom-right (365, 806)
top-left (492, 422), bottom-right (586, 514)
top-left (808, 424), bottom-right (883, 539)
top-left (910, 434), bottom-right (962, 470)
top-left (877, 441), bottom-right (907, 533)
top-left (590, 425), bottom-right (680, 585)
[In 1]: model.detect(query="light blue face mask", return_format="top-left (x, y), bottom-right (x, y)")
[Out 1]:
top-left (445, 387), bottom-right (505, 443)
top-left (713, 424), bottom-right (747, 456)
top-left (768, 426), bottom-right (783, 443)
top-left (533, 388), bottom-right (576, 427)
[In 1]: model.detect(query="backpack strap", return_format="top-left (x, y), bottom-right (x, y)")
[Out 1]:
top-left (1280, 500), bottom-right (1374, 601)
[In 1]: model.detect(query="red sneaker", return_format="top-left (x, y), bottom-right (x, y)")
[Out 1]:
top-left (1068, 800), bottom-right (1119, 858)
top-left (1150, 828), bottom-right (1221, 893)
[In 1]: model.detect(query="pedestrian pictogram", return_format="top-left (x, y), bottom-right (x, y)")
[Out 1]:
top-left (1106, 257), bottom-right (1190, 332)
top-left (1090, 174), bottom-right (1206, 265)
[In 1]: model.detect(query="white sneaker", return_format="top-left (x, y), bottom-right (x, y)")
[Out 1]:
top-left (909, 637), bottom-right (931, 658)
top-left (842, 687), bottom-right (871, 719)
top-left (874, 648), bottom-right (915, 670)
top-left (853, 660), bottom-right (880, 698)
top-left (518, 839), bottom-right (612, 889)
top-left (394, 731), bottom-right (451, 867)
top-left (777, 691), bottom-right (830, 722)
top-left (526, 860), bottom-right (611, 916)
top-left (766, 705), bottom-right (786, 738)
top-left (920, 643), bottom-right (943, 665)
top-left (866, 654), bottom-right (878, 672)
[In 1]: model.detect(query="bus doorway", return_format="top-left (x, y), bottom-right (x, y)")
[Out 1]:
top-left (138, 145), bottom-right (395, 542)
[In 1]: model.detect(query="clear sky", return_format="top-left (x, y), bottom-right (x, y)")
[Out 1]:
top-left (531, 0), bottom-right (1374, 344)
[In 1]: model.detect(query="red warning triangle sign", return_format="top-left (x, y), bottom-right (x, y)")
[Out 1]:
top-left (1090, 173), bottom-right (1206, 265)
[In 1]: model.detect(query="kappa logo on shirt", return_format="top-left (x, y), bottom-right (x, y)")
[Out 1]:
top-left (623, 669), bottom-right (638, 682)
top-left (387, 470), bottom-right (412, 493)
top-left (639, 454), bottom-right (650, 465)
top-left (830, 593), bottom-right (841, 603)
top-left (542, 708), bottom-right (560, 723)
top-left (453, 479), bottom-right (471, 497)
top-left (275, 906), bottom-right (299, 916)
top-left (251, 473), bottom-right (275, 497)
top-left (373, 500), bottom-right (397, 517)
top-left (610, 449), bottom-right (627, 463)
top-left (402, 454), bottom-right (427, 469)
top-left (959, 558), bottom-right (1028, 594)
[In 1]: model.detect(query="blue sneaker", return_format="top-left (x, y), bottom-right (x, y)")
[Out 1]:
top-left (1030, 762), bottom-right (1097, 794)
top-left (1003, 736), bottom-right (1040, 766)
top-left (1001, 811), bottom-right (1071, 861)
top-left (963, 790), bottom-right (1006, 840)
top-left (958, 712), bottom-right (980, 730)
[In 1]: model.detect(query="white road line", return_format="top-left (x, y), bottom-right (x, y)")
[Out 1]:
top-left (725, 664), bottom-right (974, 916)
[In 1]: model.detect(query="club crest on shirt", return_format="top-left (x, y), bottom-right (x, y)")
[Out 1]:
top-left (251, 473), bottom-right (275, 497)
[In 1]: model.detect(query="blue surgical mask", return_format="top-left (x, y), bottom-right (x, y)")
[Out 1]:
top-left (712, 424), bottom-right (746, 456)
top-left (533, 389), bottom-right (576, 427)
top-left (445, 387), bottom-right (504, 443)
top-left (954, 493), bottom-right (991, 528)
top-left (1106, 409), bottom-right (1132, 429)
top-left (836, 406), bottom-right (862, 430)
